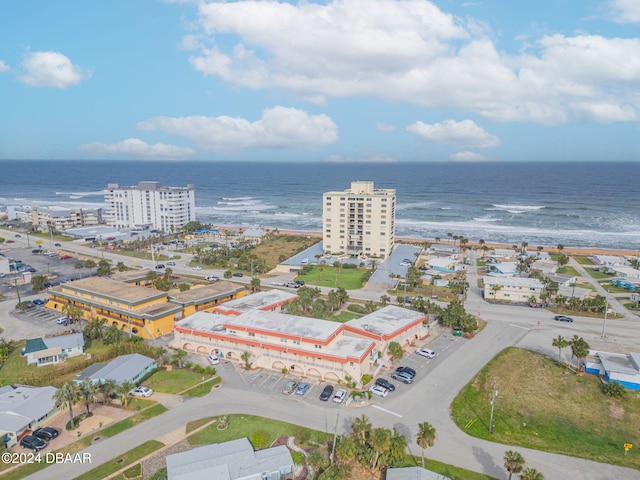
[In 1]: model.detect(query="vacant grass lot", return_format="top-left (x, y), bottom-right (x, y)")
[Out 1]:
top-left (451, 347), bottom-right (640, 470)
top-left (250, 235), bottom-right (320, 271)
top-left (296, 265), bottom-right (370, 290)
top-left (72, 440), bottom-right (164, 480)
top-left (188, 415), bottom-right (496, 480)
top-left (144, 368), bottom-right (217, 394)
top-left (574, 255), bottom-right (595, 265)
top-left (584, 268), bottom-right (613, 280)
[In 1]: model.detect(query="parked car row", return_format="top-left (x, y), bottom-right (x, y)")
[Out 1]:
top-left (20, 427), bottom-right (59, 451)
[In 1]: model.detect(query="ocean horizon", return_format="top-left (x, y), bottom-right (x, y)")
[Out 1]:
top-left (1, 160), bottom-right (639, 252)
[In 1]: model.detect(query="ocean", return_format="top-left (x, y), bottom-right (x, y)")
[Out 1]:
top-left (1, 160), bottom-right (638, 251)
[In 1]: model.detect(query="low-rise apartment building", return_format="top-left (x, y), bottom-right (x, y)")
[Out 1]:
top-left (483, 276), bottom-right (544, 303)
top-left (213, 290), bottom-right (298, 316)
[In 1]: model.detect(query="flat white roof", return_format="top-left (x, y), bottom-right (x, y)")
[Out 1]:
top-left (483, 276), bottom-right (543, 288)
top-left (345, 305), bottom-right (423, 337)
top-left (214, 290), bottom-right (298, 314)
top-left (174, 311), bottom-right (228, 334)
top-left (229, 310), bottom-right (342, 341)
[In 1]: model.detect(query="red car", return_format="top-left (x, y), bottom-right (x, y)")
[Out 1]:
top-left (59, 255), bottom-right (72, 260)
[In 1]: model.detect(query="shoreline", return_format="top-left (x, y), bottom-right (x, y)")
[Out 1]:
top-left (219, 225), bottom-right (639, 257)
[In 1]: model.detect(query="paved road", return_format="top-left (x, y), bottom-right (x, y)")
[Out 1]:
top-left (4, 238), bottom-right (639, 479)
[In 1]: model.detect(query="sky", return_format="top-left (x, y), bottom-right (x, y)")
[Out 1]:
top-left (1, 0), bottom-right (639, 163)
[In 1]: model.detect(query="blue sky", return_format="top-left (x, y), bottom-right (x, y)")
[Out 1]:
top-left (1, 0), bottom-right (639, 162)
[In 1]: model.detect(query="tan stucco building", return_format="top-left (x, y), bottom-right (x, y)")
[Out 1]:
top-left (322, 181), bottom-right (396, 258)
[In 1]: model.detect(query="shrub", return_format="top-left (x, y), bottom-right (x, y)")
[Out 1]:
top-left (347, 304), bottom-right (366, 314)
top-left (183, 361), bottom-right (193, 369)
top-left (361, 374), bottom-right (372, 386)
top-left (205, 366), bottom-right (216, 376)
top-left (250, 431), bottom-right (272, 449)
top-left (193, 364), bottom-right (204, 374)
top-left (291, 450), bottom-right (306, 465)
top-left (603, 382), bottom-right (626, 398)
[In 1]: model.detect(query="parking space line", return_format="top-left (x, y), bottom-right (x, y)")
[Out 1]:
top-left (371, 405), bottom-right (403, 418)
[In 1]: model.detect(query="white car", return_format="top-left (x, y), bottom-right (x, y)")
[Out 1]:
top-left (205, 275), bottom-right (219, 282)
top-left (192, 266), bottom-right (202, 271)
top-left (333, 388), bottom-right (347, 403)
top-left (56, 316), bottom-right (68, 325)
top-left (369, 385), bottom-right (389, 397)
top-left (129, 386), bottom-right (154, 398)
top-left (208, 354), bottom-right (220, 365)
top-left (416, 347), bottom-right (436, 359)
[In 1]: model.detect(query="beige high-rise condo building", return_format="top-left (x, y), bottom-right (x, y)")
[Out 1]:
top-left (105, 181), bottom-right (196, 232)
top-left (323, 181), bottom-right (396, 258)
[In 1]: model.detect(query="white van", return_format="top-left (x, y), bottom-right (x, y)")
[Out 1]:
top-left (301, 258), bottom-right (309, 265)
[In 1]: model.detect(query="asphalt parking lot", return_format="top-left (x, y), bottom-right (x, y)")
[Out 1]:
top-left (206, 330), bottom-right (463, 410)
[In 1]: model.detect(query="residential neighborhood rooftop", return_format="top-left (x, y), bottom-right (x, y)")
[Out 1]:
top-left (0, 386), bottom-right (58, 434)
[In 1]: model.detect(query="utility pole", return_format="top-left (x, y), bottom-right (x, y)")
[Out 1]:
top-left (601, 289), bottom-right (610, 338)
top-left (330, 411), bottom-right (340, 465)
top-left (489, 381), bottom-right (498, 434)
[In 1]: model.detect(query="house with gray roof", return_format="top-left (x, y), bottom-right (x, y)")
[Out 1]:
top-left (387, 466), bottom-right (451, 480)
top-left (166, 437), bottom-right (293, 480)
top-left (75, 353), bottom-right (157, 386)
top-left (0, 385), bottom-right (58, 448)
top-left (23, 333), bottom-right (85, 367)
top-left (585, 351), bottom-right (640, 390)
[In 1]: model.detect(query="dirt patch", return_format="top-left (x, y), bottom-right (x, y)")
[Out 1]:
top-left (609, 404), bottom-right (625, 421)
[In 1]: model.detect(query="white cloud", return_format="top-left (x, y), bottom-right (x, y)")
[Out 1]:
top-left (19, 51), bottom-right (91, 88)
top-left (78, 138), bottom-right (195, 160)
top-left (609, 0), bottom-right (640, 23)
top-left (0, 60), bottom-right (9, 73)
top-left (449, 151), bottom-right (490, 162)
top-left (375, 122), bottom-right (396, 132)
top-left (183, 0), bottom-right (640, 125)
top-left (137, 106), bottom-right (338, 151)
top-left (407, 119), bottom-right (500, 148)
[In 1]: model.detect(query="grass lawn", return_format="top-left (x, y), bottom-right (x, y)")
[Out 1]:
top-left (296, 265), bottom-right (370, 290)
top-left (144, 368), bottom-right (217, 394)
top-left (72, 440), bottom-right (164, 480)
top-left (557, 265), bottom-right (580, 276)
top-left (584, 268), bottom-right (613, 280)
top-left (247, 235), bottom-right (320, 271)
top-left (332, 311), bottom-right (362, 322)
top-left (574, 255), bottom-right (595, 265)
top-left (181, 376), bottom-right (222, 397)
top-left (451, 347), bottom-right (640, 470)
top-left (0, 339), bottom-right (113, 386)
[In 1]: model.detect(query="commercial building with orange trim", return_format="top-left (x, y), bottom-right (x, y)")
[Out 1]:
top-left (213, 290), bottom-right (298, 316)
top-left (172, 305), bottom-right (427, 384)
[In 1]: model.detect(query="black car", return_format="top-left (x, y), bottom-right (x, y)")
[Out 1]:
top-left (554, 315), bottom-right (574, 323)
top-left (319, 385), bottom-right (334, 401)
top-left (295, 280), bottom-right (305, 286)
top-left (20, 435), bottom-right (47, 451)
top-left (375, 378), bottom-right (396, 392)
top-left (155, 264), bottom-right (165, 269)
top-left (395, 366), bottom-right (417, 378)
top-left (232, 272), bottom-right (243, 277)
top-left (33, 427), bottom-right (59, 440)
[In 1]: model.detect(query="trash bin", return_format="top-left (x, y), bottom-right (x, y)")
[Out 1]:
top-left (453, 329), bottom-right (462, 337)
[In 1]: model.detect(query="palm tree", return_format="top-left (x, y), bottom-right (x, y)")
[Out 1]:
top-left (84, 259), bottom-right (96, 277)
top-left (78, 378), bottom-right (97, 415)
top-left (370, 427), bottom-right (391, 469)
top-left (54, 381), bottom-right (79, 427)
top-left (74, 260), bottom-right (85, 278)
top-left (519, 467), bottom-right (544, 480)
top-left (351, 414), bottom-right (371, 446)
top-left (334, 435), bottom-right (356, 466)
top-left (504, 450), bottom-right (525, 480)
top-left (99, 379), bottom-right (117, 405)
top-left (85, 317), bottom-right (106, 340)
top-left (173, 349), bottom-right (187, 368)
top-left (250, 277), bottom-right (261, 292)
top-left (416, 421), bottom-right (437, 468)
top-left (62, 304), bottom-right (85, 332)
top-left (570, 336), bottom-right (590, 371)
top-left (551, 335), bottom-right (568, 363)
top-left (380, 295), bottom-right (390, 307)
top-left (119, 381), bottom-right (135, 408)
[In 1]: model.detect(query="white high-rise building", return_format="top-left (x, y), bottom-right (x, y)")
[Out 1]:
top-left (105, 181), bottom-right (196, 232)
top-left (323, 181), bottom-right (396, 258)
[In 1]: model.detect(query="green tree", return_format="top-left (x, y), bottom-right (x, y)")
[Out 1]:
top-left (78, 378), bottom-right (97, 415)
top-left (31, 274), bottom-right (48, 292)
top-left (570, 335), bottom-right (590, 371)
top-left (241, 351), bottom-right (252, 370)
top-left (62, 304), bottom-right (85, 332)
top-left (172, 349), bottom-right (187, 368)
top-left (388, 341), bottom-right (403, 359)
top-left (250, 277), bottom-right (261, 293)
top-left (519, 467), bottom-right (544, 480)
top-left (119, 381), bottom-right (135, 408)
top-left (104, 323), bottom-right (124, 344)
top-left (74, 260), bottom-right (85, 278)
top-left (370, 427), bottom-right (391, 469)
top-left (84, 259), bottom-right (96, 276)
top-left (224, 270), bottom-right (232, 279)
top-left (334, 435), bottom-right (356, 467)
top-left (97, 259), bottom-right (111, 276)
top-left (416, 422), bottom-right (437, 468)
top-left (54, 381), bottom-right (80, 427)
top-left (380, 295), bottom-right (390, 307)
top-left (99, 379), bottom-right (117, 405)
top-left (116, 261), bottom-right (127, 272)
top-left (552, 335), bottom-right (568, 363)
top-left (351, 415), bottom-right (371, 446)
top-left (308, 449), bottom-right (328, 474)
top-left (84, 317), bottom-right (106, 340)
top-left (504, 450), bottom-right (525, 480)
top-left (178, 283), bottom-right (191, 292)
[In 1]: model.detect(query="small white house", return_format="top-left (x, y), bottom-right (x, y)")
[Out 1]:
top-left (0, 385), bottom-right (58, 448)
top-left (585, 351), bottom-right (640, 390)
top-left (22, 333), bottom-right (85, 367)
